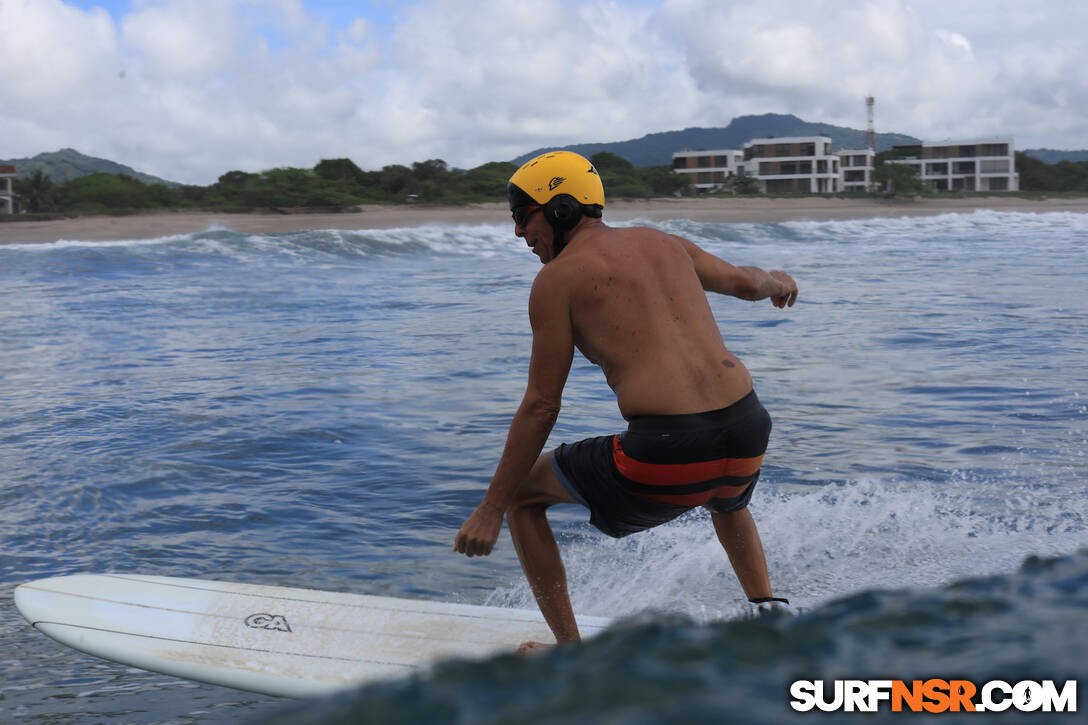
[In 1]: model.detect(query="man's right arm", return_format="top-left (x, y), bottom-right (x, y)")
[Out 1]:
top-left (452, 268), bottom-right (574, 558)
top-left (677, 237), bottom-right (798, 308)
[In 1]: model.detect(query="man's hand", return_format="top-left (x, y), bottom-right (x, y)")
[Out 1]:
top-left (453, 503), bottom-right (504, 557)
top-left (769, 270), bottom-right (798, 308)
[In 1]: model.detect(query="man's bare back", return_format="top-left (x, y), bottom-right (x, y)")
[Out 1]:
top-left (454, 150), bottom-right (798, 650)
top-left (538, 222), bottom-right (753, 418)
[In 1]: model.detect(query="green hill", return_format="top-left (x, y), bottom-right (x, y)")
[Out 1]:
top-left (0, 148), bottom-right (179, 186)
top-left (512, 113), bottom-right (922, 167)
top-left (1022, 149), bottom-right (1088, 164)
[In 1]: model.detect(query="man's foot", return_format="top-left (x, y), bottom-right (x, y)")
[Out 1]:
top-left (517, 640), bottom-right (554, 656)
top-left (745, 596), bottom-right (799, 617)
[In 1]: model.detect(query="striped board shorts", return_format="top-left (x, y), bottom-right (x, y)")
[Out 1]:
top-left (551, 390), bottom-right (772, 538)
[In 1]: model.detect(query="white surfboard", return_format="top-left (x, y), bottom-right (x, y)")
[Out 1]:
top-left (14, 574), bottom-right (611, 698)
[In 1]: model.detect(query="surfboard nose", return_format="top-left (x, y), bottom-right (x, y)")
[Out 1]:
top-left (14, 576), bottom-right (72, 626)
top-left (13, 573), bottom-right (613, 698)
top-left (13, 581), bottom-right (35, 623)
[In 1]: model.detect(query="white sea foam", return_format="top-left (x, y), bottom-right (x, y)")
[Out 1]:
top-left (0, 232), bottom-right (205, 252)
top-left (330, 223), bottom-right (521, 256)
top-left (4, 210), bottom-right (1083, 257)
top-left (485, 474), bottom-right (1088, 623)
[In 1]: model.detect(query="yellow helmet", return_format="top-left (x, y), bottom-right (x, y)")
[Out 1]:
top-left (508, 150), bottom-right (605, 212)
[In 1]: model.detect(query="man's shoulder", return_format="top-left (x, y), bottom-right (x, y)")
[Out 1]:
top-left (603, 225), bottom-right (691, 256)
top-left (529, 260), bottom-right (571, 299)
top-left (527, 264), bottom-right (574, 330)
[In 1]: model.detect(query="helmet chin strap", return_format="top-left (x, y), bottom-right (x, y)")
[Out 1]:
top-left (551, 225), bottom-right (567, 258)
top-left (543, 196), bottom-right (598, 259)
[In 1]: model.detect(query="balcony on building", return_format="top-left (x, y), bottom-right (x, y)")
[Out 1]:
top-left (0, 165), bottom-right (17, 215)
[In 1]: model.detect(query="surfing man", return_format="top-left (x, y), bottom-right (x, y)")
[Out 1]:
top-left (453, 151), bottom-right (798, 651)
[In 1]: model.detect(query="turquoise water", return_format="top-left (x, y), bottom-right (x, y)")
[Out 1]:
top-left (1, 211), bottom-right (1086, 723)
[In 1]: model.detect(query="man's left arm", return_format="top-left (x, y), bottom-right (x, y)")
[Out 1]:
top-left (677, 236), bottom-right (798, 308)
top-left (453, 271), bottom-right (574, 557)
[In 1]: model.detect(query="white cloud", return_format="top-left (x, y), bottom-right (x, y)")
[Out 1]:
top-left (934, 29), bottom-right (972, 55)
top-left (122, 1), bottom-right (239, 76)
top-left (655, 1), bottom-right (972, 129)
top-left (0, 0), bottom-right (1085, 184)
top-left (369, 0), bottom-right (698, 163)
top-left (653, 0), bottom-right (1087, 145)
top-left (1, 0), bottom-right (118, 103)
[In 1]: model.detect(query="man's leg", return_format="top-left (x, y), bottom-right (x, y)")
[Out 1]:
top-left (711, 507), bottom-right (773, 600)
top-left (506, 450), bottom-right (582, 648)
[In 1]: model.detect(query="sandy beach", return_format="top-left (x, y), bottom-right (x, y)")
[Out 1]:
top-left (3, 196), bottom-right (1087, 245)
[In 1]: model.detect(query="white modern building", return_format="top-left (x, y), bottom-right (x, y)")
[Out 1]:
top-left (838, 148), bottom-right (875, 192)
top-left (673, 134), bottom-right (1020, 195)
top-left (670, 149), bottom-right (746, 190)
top-left (0, 165), bottom-right (15, 214)
top-left (673, 136), bottom-right (844, 193)
top-left (885, 138), bottom-right (1019, 192)
top-left (744, 137), bottom-right (840, 193)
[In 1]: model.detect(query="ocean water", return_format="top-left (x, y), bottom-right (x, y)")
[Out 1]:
top-left (0, 210), bottom-right (1085, 723)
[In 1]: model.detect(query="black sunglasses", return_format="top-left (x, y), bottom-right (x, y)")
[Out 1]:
top-left (511, 204), bottom-right (541, 228)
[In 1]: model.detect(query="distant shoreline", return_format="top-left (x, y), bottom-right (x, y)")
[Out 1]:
top-left (3, 196), bottom-right (1088, 245)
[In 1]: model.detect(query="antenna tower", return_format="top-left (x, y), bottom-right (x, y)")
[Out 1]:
top-left (865, 96), bottom-right (875, 150)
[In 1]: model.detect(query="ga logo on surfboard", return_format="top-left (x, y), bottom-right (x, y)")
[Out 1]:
top-left (244, 612), bottom-right (292, 633)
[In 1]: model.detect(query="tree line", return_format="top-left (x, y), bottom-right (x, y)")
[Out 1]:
top-left (9, 150), bottom-right (1088, 215)
top-left (10, 152), bottom-right (687, 215)
top-left (1014, 153), bottom-right (1088, 192)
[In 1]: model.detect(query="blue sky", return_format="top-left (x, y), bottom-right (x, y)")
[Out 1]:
top-left (68, 0), bottom-right (406, 32)
top-left (3, 0), bottom-right (1086, 184)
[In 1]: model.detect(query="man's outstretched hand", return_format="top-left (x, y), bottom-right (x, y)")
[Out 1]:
top-left (769, 270), bottom-right (798, 308)
top-left (453, 503), bottom-right (503, 557)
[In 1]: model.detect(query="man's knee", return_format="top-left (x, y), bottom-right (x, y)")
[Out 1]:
top-left (507, 467), bottom-right (554, 536)
top-left (510, 451), bottom-right (576, 510)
